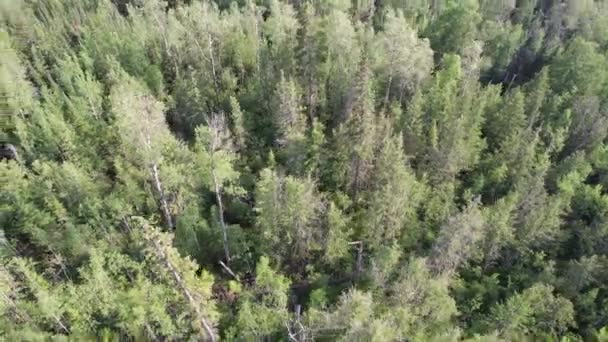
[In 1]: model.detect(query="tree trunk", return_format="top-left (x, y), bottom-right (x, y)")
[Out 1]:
top-left (211, 167), bottom-right (231, 264)
top-left (207, 33), bottom-right (220, 98)
top-left (148, 234), bottom-right (217, 341)
top-left (151, 164), bottom-right (174, 230)
top-left (383, 73), bottom-right (394, 113)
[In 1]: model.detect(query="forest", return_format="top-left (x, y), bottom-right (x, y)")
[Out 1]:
top-left (1, 0), bottom-right (608, 340)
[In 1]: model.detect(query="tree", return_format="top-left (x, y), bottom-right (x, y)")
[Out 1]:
top-left (272, 72), bottom-right (309, 174)
top-left (482, 284), bottom-right (575, 337)
top-left (110, 73), bottom-right (176, 230)
top-left (479, 20), bottom-right (525, 83)
top-left (320, 289), bottom-right (395, 341)
top-left (330, 50), bottom-right (380, 196)
top-left (228, 96), bottom-right (247, 151)
top-left (389, 258), bottom-right (459, 338)
top-left (409, 54), bottom-right (500, 186)
top-left (229, 256), bottom-right (291, 340)
top-left (321, 7), bottom-right (362, 126)
top-left (425, 2), bottom-right (481, 59)
top-left (254, 166), bottom-right (324, 267)
top-left (363, 134), bottom-right (424, 250)
top-left (262, 0), bottom-right (300, 74)
top-left (323, 200), bottom-right (352, 265)
top-left (195, 113), bottom-right (244, 264)
top-left (428, 199), bottom-right (486, 276)
top-left (136, 218), bottom-right (218, 340)
top-left (0, 35), bottom-right (35, 149)
top-left (550, 38), bottom-right (608, 100)
top-left (374, 9), bottom-right (433, 109)
top-left (483, 89), bottom-right (527, 152)
top-left (560, 96), bottom-right (608, 159)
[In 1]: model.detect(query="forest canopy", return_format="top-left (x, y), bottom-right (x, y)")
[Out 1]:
top-left (2, 0), bottom-right (608, 340)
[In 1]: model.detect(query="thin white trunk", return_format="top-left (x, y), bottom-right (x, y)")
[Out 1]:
top-left (219, 260), bottom-right (239, 281)
top-left (152, 164), bottom-right (174, 230)
top-left (348, 241), bottom-right (364, 280)
top-left (149, 236), bottom-right (216, 341)
top-left (50, 313), bottom-right (70, 334)
top-left (307, 70), bottom-right (316, 123)
top-left (383, 73), bottom-right (394, 112)
top-left (211, 167), bottom-right (230, 264)
top-left (207, 33), bottom-right (219, 94)
top-left (253, 9), bottom-right (260, 74)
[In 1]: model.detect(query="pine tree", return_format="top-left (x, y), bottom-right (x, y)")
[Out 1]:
top-left (363, 134), bottom-right (424, 250)
top-left (254, 166), bottom-right (323, 267)
top-left (331, 48), bottom-right (379, 196)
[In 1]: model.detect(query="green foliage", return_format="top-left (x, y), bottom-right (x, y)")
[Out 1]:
top-left (4, 0), bottom-right (608, 339)
top-left (373, 9), bottom-right (433, 102)
top-left (229, 256), bottom-right (291, 340)
top-left (482, 284), bottom-right (575, 337)
top-left (390, 258), bottom-right (459, 338)
top-left (324, 201), bottom-right (352, 265)
top-left (254, 167), bottom-right (323, 267)
top-left (550, 38), bottom-right (608, 100)
top-left (425, 2), bottom-right (481, 58)
top-left (363, 134), bottom-right (424, 249)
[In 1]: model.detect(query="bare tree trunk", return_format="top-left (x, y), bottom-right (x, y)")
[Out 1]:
top-left (151, 164), bottom-right (174, 230)
top-left (219, 260), bottom-right (239, 281)
top-left (208, 33), bottom-right (219, 92)
top-left (253, 6), bottom-right (261, 75)
top-left (383, 73), bottom-right (394, 114)
top-left (207, 113), bottom-right (234, 264)
top-left (53, 314), bottom-right (70, 334)
top-left (307, 79), bottom-right (316, 125)
top-left (355, 242), bottom-right (363, 279)
top-left (148, 234), bottom-right (217, 341)
top-left (348, 241), bottom-right (364, 281)
top-left (211, 167), bottom-right (231, 264)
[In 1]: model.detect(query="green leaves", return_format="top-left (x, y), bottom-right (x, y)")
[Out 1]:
top-left (551, 38), bottom-right (608, 100)
top-left (4, 0), bottom-right (608, 340)
top-left (374, 9), bottom-right (433, 101)
top-left (363, 134), bottom-right (424, 249)
top-left (254, 167), bottom-right (323, 266)
top-left (425, 3), bottom-right (481, 58)
top-left (230, 256), bottom-right (290, 339)
top-left (483, 284), bottom-right (575, 337)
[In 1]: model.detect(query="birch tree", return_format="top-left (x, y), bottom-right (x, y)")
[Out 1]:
top-left (374, 9), bottom-right (433, 108)
top-left (110, 75), bottom-right (175, 230)
top-left (195, 113), bottom-right (243, 264)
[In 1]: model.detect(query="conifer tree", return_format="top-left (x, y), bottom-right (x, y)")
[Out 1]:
top-left (363, 134), bottom-right (424, 250)
top-left (254, 167), bottom-right (323, 267)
